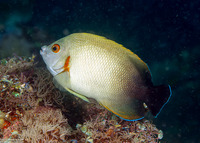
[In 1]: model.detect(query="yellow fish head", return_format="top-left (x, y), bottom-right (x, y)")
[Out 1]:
top-left (40, 38), bottom-right (70, 76)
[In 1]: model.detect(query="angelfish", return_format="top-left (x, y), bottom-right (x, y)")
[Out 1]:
top-left (40, 33), bottom-right (172, 121)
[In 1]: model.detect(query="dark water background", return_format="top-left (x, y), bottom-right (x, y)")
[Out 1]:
top-left (0, 0), bottom-right (200, 142)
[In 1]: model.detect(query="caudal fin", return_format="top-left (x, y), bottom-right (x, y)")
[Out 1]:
top-left (145, 85), bottom-right (172, 117)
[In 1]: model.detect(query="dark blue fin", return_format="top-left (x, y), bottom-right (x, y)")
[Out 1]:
top-left (145, 85), bottom-right (172, 117)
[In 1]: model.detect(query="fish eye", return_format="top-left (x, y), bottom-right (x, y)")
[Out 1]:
top-left (51, 44), bottom-right (60, 53)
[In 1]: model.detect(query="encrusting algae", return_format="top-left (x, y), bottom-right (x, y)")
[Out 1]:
top-left (0, 55), bottom-right (163, 142)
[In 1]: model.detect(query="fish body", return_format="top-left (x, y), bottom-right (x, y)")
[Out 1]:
top-left (40, 33), bottom-right (171, 121)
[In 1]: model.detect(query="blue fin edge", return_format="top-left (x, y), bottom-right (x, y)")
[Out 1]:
top-left (115, 114), bottom-right (145, 121)
top-left (155, 84), bottom-right (172, 118)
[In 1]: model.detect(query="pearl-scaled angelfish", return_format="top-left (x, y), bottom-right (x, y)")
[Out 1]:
top-left (40, 33), bottom-right (172, 121)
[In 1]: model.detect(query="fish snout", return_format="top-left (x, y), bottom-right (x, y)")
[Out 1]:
top-left (40, 46), bottom-right (48, 55)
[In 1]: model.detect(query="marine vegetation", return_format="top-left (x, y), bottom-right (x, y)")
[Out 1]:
top-left (0, 55), bottom-right (163, 142)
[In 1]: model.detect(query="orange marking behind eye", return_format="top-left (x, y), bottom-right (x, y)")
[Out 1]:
top-left (64, 56), bottom-right (70, 72)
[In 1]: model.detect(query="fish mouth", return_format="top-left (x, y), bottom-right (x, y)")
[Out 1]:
top-left (40, 45), bottom-right (65, 75)
top-left (40, 45), bottom-right (47, 55)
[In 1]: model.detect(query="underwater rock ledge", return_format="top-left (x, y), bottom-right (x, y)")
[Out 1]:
top-left (0, 55), bottom-right (163, 143)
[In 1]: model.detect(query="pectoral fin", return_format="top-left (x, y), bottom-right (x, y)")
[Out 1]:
top-left (64, 87), bottom-right (90, 102)
top-left (53, 72), bottom-right (90, 102)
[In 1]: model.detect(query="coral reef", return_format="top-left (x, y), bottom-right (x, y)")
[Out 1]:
top-left (0, 55), bottom-right (163, 142)
top-left (75, 104), bottom-right (163, 143)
